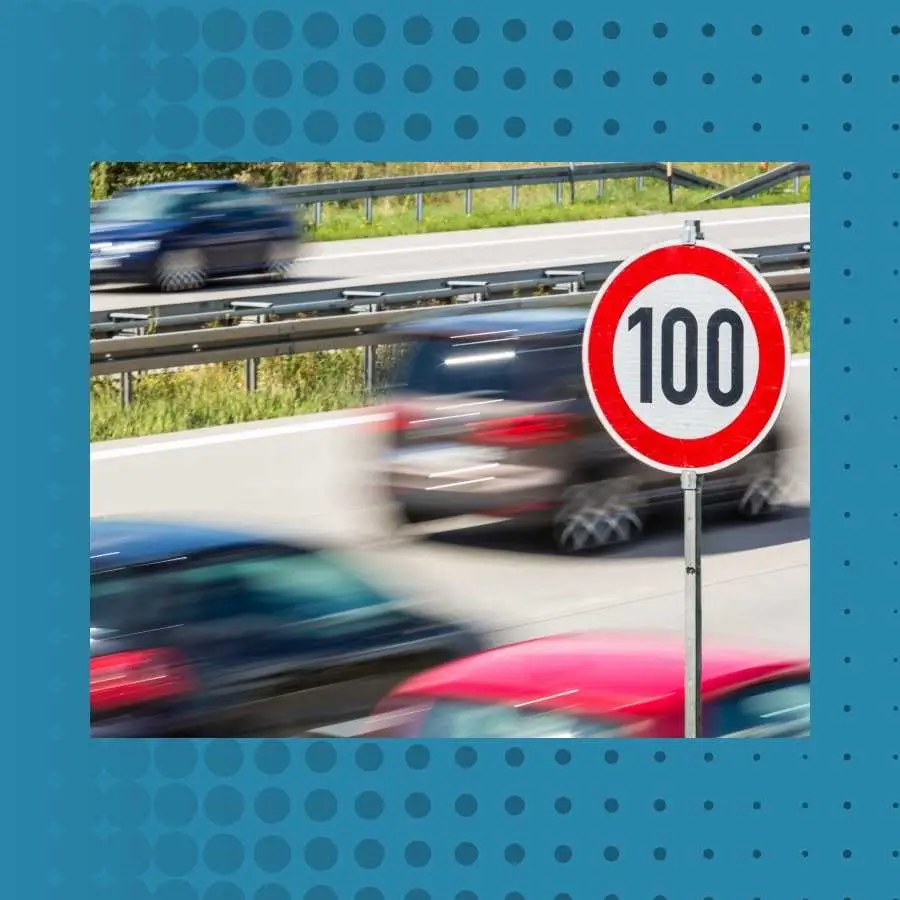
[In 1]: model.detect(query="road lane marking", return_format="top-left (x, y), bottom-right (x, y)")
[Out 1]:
top-left (91, 356), bottom-right (809, 462)
top-left (90, 412), bottom-right (390, 461)
top-left (310, 211), bottom-right (810, 262)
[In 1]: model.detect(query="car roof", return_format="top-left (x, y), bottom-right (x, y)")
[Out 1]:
top-left (90, 517), bottom-right (284, 575)
top-left (125, 180), bottom-right (246, 192)
top-left (391, 307), bottom-right (589, 339)
top-left (388, 632), bottom-right (808, 718)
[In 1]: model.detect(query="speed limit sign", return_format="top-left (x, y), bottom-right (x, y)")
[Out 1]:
top-left (582, 228), bottom-right (791, 474)
top-left (582, 221), bottom-right (792, 738)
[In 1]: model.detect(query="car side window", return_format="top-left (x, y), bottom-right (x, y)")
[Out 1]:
top-left (703, 676), bottom-right (810, 737)
top-left (193, 189), bottom-right (261, 216)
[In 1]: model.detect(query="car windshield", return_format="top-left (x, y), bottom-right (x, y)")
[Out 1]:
top-left (415, 699), bottom-right (626, 738)
top-left (93, 188), bottom-right (203, 224)
top-left (91, 547), bottom-right (398, 633)
top-left (395, 336), bottom-right (583, 401)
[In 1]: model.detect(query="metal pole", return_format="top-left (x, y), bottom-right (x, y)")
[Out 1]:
top-left (364, 196), bottom-right (373, 224)
top-left (363, 302), bottom-right (379, 393)
top-left (415, 193), bottom-right (424, 222)
top-left (681, 470), bottom-right (703, 738)
top-left (666, 162), bottom-right (674, 205)
top-left (120, 371), bottom-right (132, 409)
top-left (245, 357), bottom-right (258, 393)
top-left (464, 189), bottom-right (473, 215)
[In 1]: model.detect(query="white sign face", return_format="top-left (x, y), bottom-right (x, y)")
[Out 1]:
top-left (582, 241), bottom-right (791, 474)
top-left (612, 273), bottom-right (761, 440)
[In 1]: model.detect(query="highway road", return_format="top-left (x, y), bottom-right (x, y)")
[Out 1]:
top-left (90, 356), bottom-right (810, 682)
top-left (90, 203), bottom-right (810, 313)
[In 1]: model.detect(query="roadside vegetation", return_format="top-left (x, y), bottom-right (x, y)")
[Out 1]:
top-left (90, 300), bottom-right (810, 443)
top-left (90, 162), bottom-right (810, 442)
top-left (91, 162), bottom-right (809, 243)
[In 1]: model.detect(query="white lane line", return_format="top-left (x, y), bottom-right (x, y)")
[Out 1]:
top-left (91, 355), bottom-right (810, 462)
top-left (90, 412), bottom-right (390, 462)
top-left (310, 211), bottom-right (810, 262)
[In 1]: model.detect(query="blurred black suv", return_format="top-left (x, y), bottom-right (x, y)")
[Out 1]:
top-left (374, 307), bottom-right (787, 553)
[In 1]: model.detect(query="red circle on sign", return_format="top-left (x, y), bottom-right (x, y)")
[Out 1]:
top-left (582, 242), bottom-right (790, 473)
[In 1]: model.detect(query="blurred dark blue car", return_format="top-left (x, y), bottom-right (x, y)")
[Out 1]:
top-left (90, 180), bottom-right (304, 292)
top-left (90, 518), bottom-right (483, 738)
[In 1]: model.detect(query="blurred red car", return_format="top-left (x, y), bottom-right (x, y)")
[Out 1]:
top-left (367, 633), bottom-right (809, 738)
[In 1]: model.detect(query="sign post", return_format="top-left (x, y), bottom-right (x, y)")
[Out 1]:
top-left (581, 218), bottom-right (791, 738)
top-left (681, 469), bottom-right (702, 737)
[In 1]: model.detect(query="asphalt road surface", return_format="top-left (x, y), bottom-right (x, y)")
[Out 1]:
top-left (90, 204), bottom-right (810, 313)
top-left (90, 356), bottom-right (810, 672)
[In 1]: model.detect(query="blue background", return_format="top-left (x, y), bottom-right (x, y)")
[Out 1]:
top-left (7, 1), bottom-right (897, 898)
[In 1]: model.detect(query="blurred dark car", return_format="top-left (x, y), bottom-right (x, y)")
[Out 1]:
top-left (90, 180), bottom-right (303, 292)
top-left (369, 632), bottom-right (810, 738)
top-left (374, 307), bottom-right (787, 553)
top-left (90, 518), bottom-right (483, 737)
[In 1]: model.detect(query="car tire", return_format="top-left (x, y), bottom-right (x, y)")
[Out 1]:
top-left (550, 476), bottom-right (644, 554)
top-left (155, 249), bottom-right (207, 292)
top-left (264, 240), bottom-right (297, 281)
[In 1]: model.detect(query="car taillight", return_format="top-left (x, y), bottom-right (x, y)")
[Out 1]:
top-left (465, 413), bottom-right (581, 447)
top-left (90, 648), bottom-right (195, 713)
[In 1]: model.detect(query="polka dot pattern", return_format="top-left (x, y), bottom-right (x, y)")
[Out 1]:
top-left (9, 7), bottom-right (899, 900)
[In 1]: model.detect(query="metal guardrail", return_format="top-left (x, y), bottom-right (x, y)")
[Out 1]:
top-left (91, 268), bottom-right (810, 387)
top-left (91, 162), bottom-right (725, 223)
top-left (90, 242), bottom-right (810, 337)
top-left (705, 163), bottom-right (810, 203)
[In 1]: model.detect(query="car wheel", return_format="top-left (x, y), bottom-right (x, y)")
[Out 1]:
top-left (155, 249), bottom-right (206, 292)
top-left (736, 457), bottom-right (784, 519)
top-left (264, 240), bottom-right (297, 281)
top-left (551, 477), bottom-right (644, 554)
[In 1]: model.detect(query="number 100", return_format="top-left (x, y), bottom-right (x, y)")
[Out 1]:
top-left (627, 306), bottom-right (745, 408)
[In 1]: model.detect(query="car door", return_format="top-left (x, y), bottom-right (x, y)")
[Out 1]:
top-left (189, 189), bottom-right (262, 273)
top-left (159, 544), bottom-right (451, 735)
top-left (702, 674), bottom-right (810, 737)
top-left (240, 191), bottom-right (297, 268)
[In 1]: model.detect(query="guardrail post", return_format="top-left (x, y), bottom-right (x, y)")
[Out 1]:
top-left (342, 291), bottom-right (385, 394)
top-left (464, 188), bottom-right (473, 216)
top-left (364, 196), bottom-right (374, 224)
top-left (121, 371), bottom-right (133, 408)
top-left (636, 176), bottom-right (645, 192)
top-left (511, 184), bottom-right (518, 209)
top-left (555, 181), bottom-right (563, 205)
top-left (228, 301), bottom-right (273, 394)
top-left (597, 179), bottom-right (605, 197)
top-left (447, 280), bottom-right (490, 304)
top-left (545, 270), bottom-right (586, 294)
top-left (415, 193), bottom-right (424, 222)
top-left (793, 175), bottom-right (801, 193)
top-left (314, 202), bottom-right (323, 226)
top-left (245, 358), bottom-right (258, 392)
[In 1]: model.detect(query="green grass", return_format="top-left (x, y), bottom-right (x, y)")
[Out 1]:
top-left (91, 300), bottom-right (810, 443)
top-left (304, 176), bottom-right (809, 243)
top-left (93, 161), bottom-right (809, 244)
